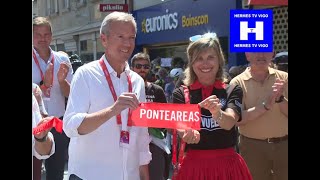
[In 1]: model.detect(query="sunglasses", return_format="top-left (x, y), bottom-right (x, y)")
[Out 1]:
top-left (189, 32), bottom-right (217, 42)
top-left (134, 64), bottom-right (150, 69)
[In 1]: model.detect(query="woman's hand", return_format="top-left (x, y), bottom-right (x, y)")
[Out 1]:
top-left (178, 129), bottom-right (200, 144)
top-left (198, 95), bottom-right (222, 118)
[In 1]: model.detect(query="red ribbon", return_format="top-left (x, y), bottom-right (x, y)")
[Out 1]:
top-left (172, 85), bottom-right (189, 180)
top-left (32, 117), bottom-right (63, 135)
top-left (99, 58), bottom-right (133, 126)
top-left (32, 50), bottom-right (55, 86)
top-left (131, 102), bottom-right (201, 130)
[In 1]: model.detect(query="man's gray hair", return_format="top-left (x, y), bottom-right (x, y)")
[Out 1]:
top-left (100, 12), bottom-right (137, 35)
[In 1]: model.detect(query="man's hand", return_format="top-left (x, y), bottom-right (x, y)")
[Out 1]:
top-left (273, 78), bottom-right (286, 101)
top-left (40, 63), bottom-right (54, 97)
top-left (57, 62), bottom-right (71, 83)
top-left (112, 92), bottom-right (140, 115)
top-left (43, 63), bottom-right (54, 87)
top-left (34, 116), bottom-right (54, 140)
top-left (264, 78), bottom-right (286, 109)
top-left (33, 85), bottom-right (42, 103)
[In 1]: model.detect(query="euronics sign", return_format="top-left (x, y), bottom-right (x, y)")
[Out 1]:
top-left (134, 0), bottom-right (235, 45)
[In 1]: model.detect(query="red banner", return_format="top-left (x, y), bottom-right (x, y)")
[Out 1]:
top-left (32, 117), bottom-right (63, 135)
top-left (248, 0), bottom-right (288, 6)
top-left (131, 103), bottom-right (201, 130)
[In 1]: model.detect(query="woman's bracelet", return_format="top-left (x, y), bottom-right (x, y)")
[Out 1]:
top-left (215, 110), bottom-right (223, 123)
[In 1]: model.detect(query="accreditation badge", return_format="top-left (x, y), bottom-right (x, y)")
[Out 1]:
top-left (119, 130), bottom-right (130, 148)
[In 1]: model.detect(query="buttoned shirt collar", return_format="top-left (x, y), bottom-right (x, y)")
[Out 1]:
top-left (242, 66), bottom-right (276, 81)
top-left (102, 55), bottom-right (131, 77)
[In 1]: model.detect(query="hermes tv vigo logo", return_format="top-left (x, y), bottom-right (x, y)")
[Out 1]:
top-left (230, 10), bottom-right (273, 52)
top-left (240, 21), bottom-right (263, 40)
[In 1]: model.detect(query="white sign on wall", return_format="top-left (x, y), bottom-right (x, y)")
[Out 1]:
top-left (160, 58), bottom-right (172, 67)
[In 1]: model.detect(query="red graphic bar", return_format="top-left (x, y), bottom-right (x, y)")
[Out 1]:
top-left (131, 103), bottom-right (201, 130)
top-left (248, 0), bottom-right (288, 6)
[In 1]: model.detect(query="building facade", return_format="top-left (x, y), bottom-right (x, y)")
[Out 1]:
top-left (33, 0), bottom-right (288, 67)
top-left (133, 0), bottom-right (240, 67)
top-left (33, 0), bottom-right (128, 63)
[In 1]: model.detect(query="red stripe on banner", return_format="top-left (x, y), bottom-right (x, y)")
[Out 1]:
top-left (248, 0), bottom-right (288, 6)
top-left (131, 103), bottom-right (201, 130)
top-left (32, 117), bottom-right (63, 134)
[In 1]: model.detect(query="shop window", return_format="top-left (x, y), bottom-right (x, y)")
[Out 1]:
top-left (47, 0), bottom-right (58, 16)
top-left (57, 44), bottom-right (66, 52)
top-left (97, 52), bottom-right (104, 59)
top-left (80, 40), bottom-right (87, 51)
top-left (80, 53), bottom-right (94, 64)
top-left (61, 0), bottom-right (70, 12)
top-left (76, 0), bottom-right (86, 8)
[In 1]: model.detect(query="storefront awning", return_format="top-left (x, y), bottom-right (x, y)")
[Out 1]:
top-left (248, 0), bottom-right (288, 6)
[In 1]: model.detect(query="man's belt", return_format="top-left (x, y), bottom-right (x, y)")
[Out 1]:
top-left (242, 134), bottom-right (288, 143)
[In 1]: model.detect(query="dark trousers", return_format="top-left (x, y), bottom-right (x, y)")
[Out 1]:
top-left (45, 126), bottom-right (70, 180)
top-left (69, 174), bottom-right (83, 180)
top-left (164, 149), bottom-right (171, 179)
top-left (149, 143), bottom-right (170, 180)
top-left (239, 135), bottom-right (288, 180)
top-left (33, 156), bottom-right (42, 180)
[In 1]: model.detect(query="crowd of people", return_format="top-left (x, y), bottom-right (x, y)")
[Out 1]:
top-left (32, 11), bottom-right (288, 180)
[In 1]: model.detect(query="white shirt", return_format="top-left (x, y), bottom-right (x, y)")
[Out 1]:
top-left (32, 94), bottom-right (55, 160)
top-left (32, 48), bottom-right (73, 117)
top-left (63, 55), bottom-right (151, 180)
top-left (32, 83), bottom-right (48, 116)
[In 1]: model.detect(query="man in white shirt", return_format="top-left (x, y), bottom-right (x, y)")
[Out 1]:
top-left (131, 52), bottom-right (171, 180)
top-left (32, 94), bottom-right (55, 180)
top-left (63, 12), bottom-right (151, 180)
top-left (32, 16), bottom-right (73, 180)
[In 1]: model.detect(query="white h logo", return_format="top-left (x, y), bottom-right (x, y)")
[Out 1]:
top-left (240, 21), bottom-right (264, 40)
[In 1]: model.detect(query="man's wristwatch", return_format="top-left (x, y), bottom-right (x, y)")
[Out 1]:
top-left (262, 101), bottom-right (270, 111)
top-left (275, 95), bottom-right (285, 103)
top-left (39, 80), bottom-right (50, 90)
top-left (34, 134), bottom-right (48, 142)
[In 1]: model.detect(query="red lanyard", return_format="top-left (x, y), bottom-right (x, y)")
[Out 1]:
top-left (99, 58), bottom-right (132, 126)
top-left (32, 50), bottom-right (54, 85)
top-left (172, 85), bottom-right (188, 179)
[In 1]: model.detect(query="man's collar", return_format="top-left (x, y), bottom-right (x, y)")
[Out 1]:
top-left (242, 66), bottom-right (276, 80)
top-left (103, 55), bottom-right (131, 76)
